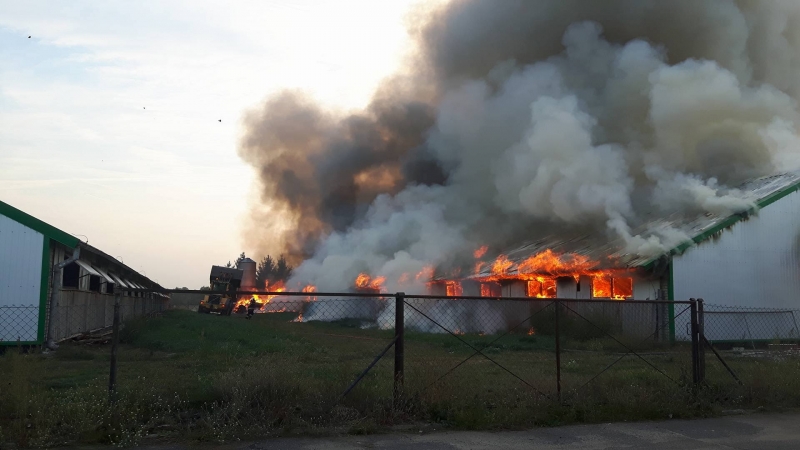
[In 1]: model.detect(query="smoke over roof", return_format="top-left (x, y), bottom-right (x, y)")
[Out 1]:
top-left (239, 0), bottom-right (800, 292)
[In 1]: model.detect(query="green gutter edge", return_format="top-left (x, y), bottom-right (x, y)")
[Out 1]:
top-left (37, 236), bottom-right (50, 344)
top-left (641, 178), bottom-right (800, 270)
top-left (0, 200), bottom-right (79, 248)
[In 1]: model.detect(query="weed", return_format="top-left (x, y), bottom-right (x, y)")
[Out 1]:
top-left (2, 310), bottom-right (800, 448)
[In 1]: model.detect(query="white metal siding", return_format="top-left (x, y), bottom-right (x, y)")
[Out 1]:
top-left (673, 190), bottom-right (800, 310)
top-left (633, 278), bottom-right (661, 300)
top-left (0, 215), bottom-right (44, 342)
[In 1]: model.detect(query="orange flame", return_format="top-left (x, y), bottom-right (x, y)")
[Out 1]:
top-left (491, 255), bottom-right (513, 275)
top-left (355, 273), bottom-right (386, 291)
top-left (517, 249), bottom-right (598, 277)
top-left (445, 281), bottom-right (463, 297)
top-left (592, 275), bottom-right (631, 300)
top-left (464, 249), bottom-right (634, 300)
top-left (355, 273), bottom-right (370, 288)
top-left (527, 277), bottom-right (557, 298)
top-left (301, 284), bottom-right (317, 302)
top-left (416, 265), bottom-right (434, 282)
top-left (473, 246), bottom-right (488, 259)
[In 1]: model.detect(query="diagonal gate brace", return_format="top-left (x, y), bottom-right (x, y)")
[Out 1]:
top-left (338, 334), bottom-right (399, 402)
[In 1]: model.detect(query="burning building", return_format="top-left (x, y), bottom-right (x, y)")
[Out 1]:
top-left (239, 2), bottom-right (800, 341)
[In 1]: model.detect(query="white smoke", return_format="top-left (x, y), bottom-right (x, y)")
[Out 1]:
top-left (284, 18), bottom-right (800, 292)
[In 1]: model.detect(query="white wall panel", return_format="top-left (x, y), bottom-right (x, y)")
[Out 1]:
top-left (0, 215), bottom-right (44, 342)
top-left (673, 190), bottom-right (800, 310)
top-left (634, 278), bottom-right (661, 300)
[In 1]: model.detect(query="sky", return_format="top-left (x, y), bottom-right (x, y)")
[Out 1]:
top-left (0, 0), bottom-right (422, 288)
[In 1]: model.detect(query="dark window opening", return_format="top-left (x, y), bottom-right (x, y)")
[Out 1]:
top-left (89, 275), bottom-right (101, 292)
top-left (62, 262), bottom-right (79, 288)
top-left (105, 282), bottom-right (116, 294)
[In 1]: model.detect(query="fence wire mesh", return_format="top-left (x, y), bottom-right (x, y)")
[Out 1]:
top-left (48, 291), bottom-right (167, 342)
top-left (702, 303), bottom-right (800, 343)
top-left (10, 288), bottom-right (800, 408)
top-left (0, 290), bottom-right (168, 345)
top-left (0, 305), bottom-right (39, 342)
top-left (237, 292), bottom-right (704, 404)
top-left (693, 302), bottom-right (800, 405)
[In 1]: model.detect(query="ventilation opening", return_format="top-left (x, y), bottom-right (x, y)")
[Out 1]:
top-left (62, 261), bottom-right (79, 288)
top-left (89, 275), bottom-right (101, 292)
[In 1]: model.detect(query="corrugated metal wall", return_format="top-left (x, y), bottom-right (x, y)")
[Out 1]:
top-left (49, 290), bottom-right (167, 342)
top-left (673, 190), bottom-right (800, 309)
top-left (0, 215), bottom-right (43, 342)
top-left (673, 190), bottom-right (800, 341)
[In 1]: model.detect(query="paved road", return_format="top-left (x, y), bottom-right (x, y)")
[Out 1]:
top-left (143, 413), bottom-right (800, 450)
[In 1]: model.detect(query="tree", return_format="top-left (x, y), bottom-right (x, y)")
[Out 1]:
top-left (234, 252), bottom-right (246, 268)
top-left (275, 255), bottom-right (293, 281)
top-left (256, 255), bottom-right (275, 287)
top-left (254, 254), bottom-right (293, 286)
top-left (224, 252), bottom-right (247, 269)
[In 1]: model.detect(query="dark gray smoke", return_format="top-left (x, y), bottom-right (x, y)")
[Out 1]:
top-left (240, 0), bottom-right (800, 291)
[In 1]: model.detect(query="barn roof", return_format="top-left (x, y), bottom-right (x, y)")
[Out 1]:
top-left (472, 171), bottom-right (800, 277)
top-left (0, 199), bottom-right (80, 248)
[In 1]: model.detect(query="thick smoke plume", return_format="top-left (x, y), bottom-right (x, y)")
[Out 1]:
top-left (240, 0), bottom-right (800, 293)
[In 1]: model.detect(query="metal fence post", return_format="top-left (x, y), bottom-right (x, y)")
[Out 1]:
top-left (554, 299), bottom-right (562, 402)
top-left (697, 298), bottom-right (705, 383)
top-left (109, 290), bottom-right (121, 403)
top-left (394, 292), bottom-right (405, 403)
top-left (689, 299), bottom-right (700, 385)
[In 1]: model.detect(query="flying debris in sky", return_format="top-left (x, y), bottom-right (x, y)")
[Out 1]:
top-left (218, 119), bottom-right (222, 122)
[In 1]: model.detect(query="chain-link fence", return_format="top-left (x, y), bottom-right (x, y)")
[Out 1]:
top-left (22, 287), bottom-right (799, 408)
top-left (701, 303), bottom-right (800, 344)
top-left (202, 291), bottom-right (703, 404)
top-left (0, 290), bottom-right (169, 346)
top-left (48, 290), bottom-right (168, 342)
top-left (0, 305), bottom-right (40, 343)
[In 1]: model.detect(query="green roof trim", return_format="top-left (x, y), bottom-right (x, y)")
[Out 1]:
top-left (641, 176), bottom-right (800, 269)
top-left (0, 200), bottom-right (79, 248)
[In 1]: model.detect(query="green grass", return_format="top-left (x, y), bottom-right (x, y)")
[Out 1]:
top-left (1, 310), bottom-right (800, 447)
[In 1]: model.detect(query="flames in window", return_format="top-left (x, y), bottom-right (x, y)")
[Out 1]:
top-left (480, 282), bottom-right (501, 297)
top-left (526, 278), bottom-right (557, 298)
top-left (445, 281), bottom-right (463, 296)
top-left (592, 276), bottom-right (633, 300)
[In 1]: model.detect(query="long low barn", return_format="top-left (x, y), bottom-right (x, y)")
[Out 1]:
top-left (0, 200), bottom-right (168, 346)
top-left (428, 171), bottom-right (800, 343)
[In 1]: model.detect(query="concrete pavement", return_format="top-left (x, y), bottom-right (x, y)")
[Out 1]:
top-left (143, 413), bottom-right (800, 450)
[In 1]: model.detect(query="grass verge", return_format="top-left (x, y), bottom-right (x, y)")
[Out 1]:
top-left (1, 310), bottom-right (799, 447)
